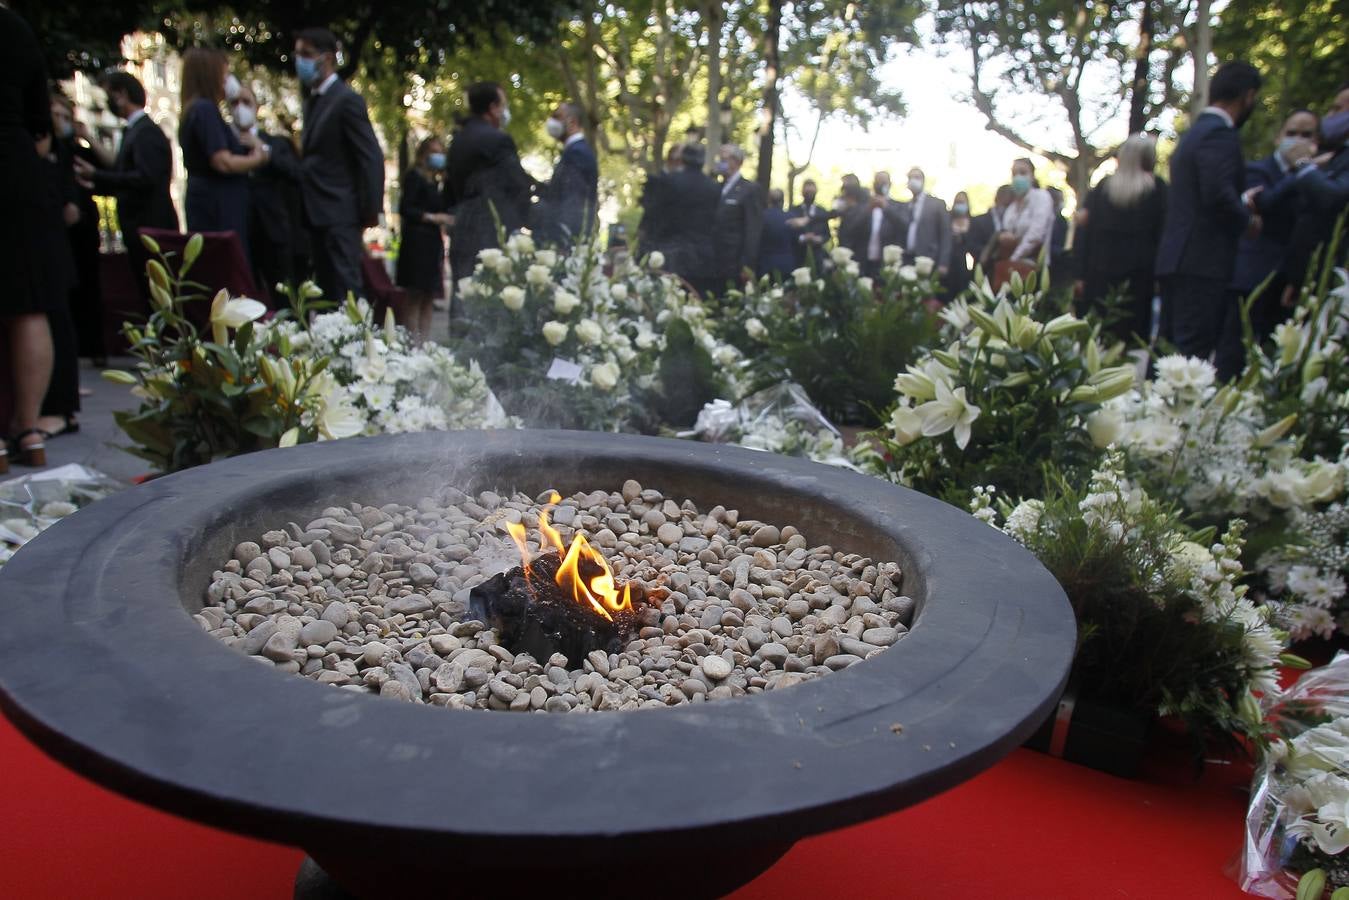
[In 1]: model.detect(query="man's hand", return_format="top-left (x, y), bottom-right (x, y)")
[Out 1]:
top-left (1073, 279), bottom-right (1085, 300)
top-left (1282, 139), bottom-right (1317, 166)
top-left (1242, 185), bottom-right (1264, 210)
top-left (237, 130), bottom-right (260, 149)
top-left (63, 202), bottom-right (80, 227)
top-left (936, 265), bottom-right (948, 279)
top-left (1244, 213), bottom-right (1263, 240)
top-left (786, 216), bottom-right (808, 228)
top-left (1281, 284), bottom-right (1297, 309)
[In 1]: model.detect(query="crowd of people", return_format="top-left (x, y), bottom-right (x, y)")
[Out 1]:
top-left (3, 4), bottom-right (1348, 471)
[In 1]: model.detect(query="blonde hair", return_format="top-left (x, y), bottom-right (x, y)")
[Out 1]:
top-left (1104, 134), bottom-right (1157, 207)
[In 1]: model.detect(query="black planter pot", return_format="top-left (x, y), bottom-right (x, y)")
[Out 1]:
top-left (1025, 686), bottom-right (1153, 779)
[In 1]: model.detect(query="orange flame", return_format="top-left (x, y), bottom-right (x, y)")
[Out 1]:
top-left (512, 491), bottom-right (632, 622)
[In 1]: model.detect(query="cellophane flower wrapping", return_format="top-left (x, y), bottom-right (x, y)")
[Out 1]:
top-left (0, 464), bottom-right (124, 567)
top-left (1241, 652), bottom-right (1349, 897)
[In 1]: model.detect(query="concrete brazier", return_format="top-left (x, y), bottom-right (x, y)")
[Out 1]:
top-left (0, 431), bottom-right (1075, 898)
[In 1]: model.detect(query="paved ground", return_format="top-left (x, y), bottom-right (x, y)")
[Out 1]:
top-left (3, 358), bottom-right (143, 486)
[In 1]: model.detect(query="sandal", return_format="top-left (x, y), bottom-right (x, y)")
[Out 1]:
top-left (8, 429), bottom-right (47, 468)
top-left (39, 415), bottom-right (79, 438)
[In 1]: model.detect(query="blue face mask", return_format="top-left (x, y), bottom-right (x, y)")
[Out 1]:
top-left (295, 56), bottom-right (319, 86)
top-left (1011, 174), bottom-right (1032, 196)
top-left (427, 152), bottom-right (446, 171)
top-left (1322, 110), bottom-right (1349, 147)
top-left (952, 203), bottom-right (969, 216)
top-left (715, 160), bottom-right (730, 176)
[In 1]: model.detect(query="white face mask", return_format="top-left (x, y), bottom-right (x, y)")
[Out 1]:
top-left (233, 103), bottom-right (256, 129)
top-left (545, 117), bottom-right (565, 140)
top-left (224, 74), bottom-right (241, 102)
top-left (908, 177), bottom-right (924, 194)
top-left (499, 105), bottom-right (511, 128)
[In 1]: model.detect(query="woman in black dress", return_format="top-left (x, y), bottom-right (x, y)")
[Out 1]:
top-left (38, 92), bottom-right (83, 439)
top-left (1074, 134), bottom-right (1167, 344)
top-left (395, 137), bottom-right (452, 342)
top-left (178, 48), bottom-right (267, 247)
top-left (942, 190), bottom-right (974, 300)
top-left (0, 7), bottom-right (64, 469)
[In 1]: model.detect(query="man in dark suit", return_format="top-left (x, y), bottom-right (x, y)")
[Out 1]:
top-left (647, 143), bottom-right (719, 295)
top-left (1155, 60), bottom-right (1262, 362)
top-left (711, 144), bottom-right (764, 288)
top-left (638, 143), bottom-right (680, 262)
top-left (231, 85), bottom-right (304, 294)
top-left (293, 27), bottom-right (384, 303)
top-left (757, 188), bottom-right (796, 279)
top-left (1215, 108), bottom-right (1321, 375)
top-left (966, 185), bottom-right (1013, 271)
top-left (535, 102), bottom-right (598, 249)
top-left (1271, 83), bottom-right (1349, 299)
top-left (838, 174), bottom-right (904, 276)
top-left (785, 178), bottom-right (830, 268)
top-left (444, 81), bottom-right (533, 299)
top-left (902, 167), bottom-right (952, 274)
top-left (72, 71), bottom-right (178, 303)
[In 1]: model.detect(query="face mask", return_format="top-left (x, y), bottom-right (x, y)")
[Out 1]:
top-left (874, 183), bottom-right (889, 197)
top-left (953, 202), bottom-right (969, 216)
top-left (57, 121), bottom-right (75, 140)
top-left (545, 117), bottom-right (565, 140)
top-left (427, 152), bottom-right (446, 170)
top-left (295, 56), bottom-right (319, 86)
top-left (232, 104), bottom-right (256, 129)
top-left (802, 193), bottom-right (816, 206)
top-left (1011, 174), bottom-right (1032, 196)
top-left (499, 106), bottom-right (512, 127)
top-left (908, 177), bottom-right (924, 194)
top-left (833, 198), bottom-right (847, 212)
top-left (715, 160), bottom-right (730, 176)
top-left (1322, 110), bottom-right (1349, 147)
top-left (224, 74), bottom-right (241, 102)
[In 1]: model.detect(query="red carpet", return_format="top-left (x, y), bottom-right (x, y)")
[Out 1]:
top-left (1, 710), bottom-right (1251, 899)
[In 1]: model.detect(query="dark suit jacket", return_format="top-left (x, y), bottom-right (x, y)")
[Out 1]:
top-left (713, 174), bottom-right (764, 280)
top-left (91, 113), bottom-right (179, 240)
top-left (1229, 155), bottom-right (1297, 292)
top-left (444, 117), bottom-right (533, 272)
top-left (903, 193), bottom-right (952, 267)
top-left (1264, 148), bottom-right (1349, 286)
top-left (837, 200), bottom-right (904, 262)
top-left (757, 207), bottom-right (796, 277)
top-left (537, 137), bottom-right (598, 247)
top-left (965, 208), bottom-right (1001, 267)
top-left (785, 201), bottom-right (831, 264)
top-left (650, 167), bottom-right (720, 283)
top-left (299, 79), bottom-right (384, 229)
top-left (249, 130), bottom-right (302, 247)
top-left (1155, 111), bottom-right (1250, 281)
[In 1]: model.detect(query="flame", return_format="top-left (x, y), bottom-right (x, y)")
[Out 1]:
top-left (511, 491), bottom-right (632, 622)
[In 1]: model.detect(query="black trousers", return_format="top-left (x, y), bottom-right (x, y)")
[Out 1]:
top-left (1160, 274), bottom-right (1227, 362)
top-left (40, 302), bottom-right (80, 419)
top-left (310, 223), bottom-right (363, 302)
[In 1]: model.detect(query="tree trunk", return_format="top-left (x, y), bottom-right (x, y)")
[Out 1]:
top-left (703, 2), bottom-right (723, 173)
top-left (756, 0), bottom-right (783, 191)
top-left (1190, 0), bottom-right (1213, 117)
top-left (1128, 0), bottom-right (1154, 134)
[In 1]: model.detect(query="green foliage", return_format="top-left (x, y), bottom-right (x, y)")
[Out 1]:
top-left (655, 318), bottom-right (723, 428)
top-left (867, 270), bottom-right (1132, 505)
top-left (107, 238), bottom-right (331, 471)
top-left (12, 1), bottom-right (162, 79)
top-left (1214, 0), bottom-right (1348, 157)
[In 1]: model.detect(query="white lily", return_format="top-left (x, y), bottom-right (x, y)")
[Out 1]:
top-left (209, 291), bottom-right (267, 344)
top-left (915, 380), bottom-right (981, 449)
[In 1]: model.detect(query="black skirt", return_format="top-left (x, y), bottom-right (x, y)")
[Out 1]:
top-left (395, 222), bottom-right (445, 294)
top-left (0, 128), bottom-right (70, 316)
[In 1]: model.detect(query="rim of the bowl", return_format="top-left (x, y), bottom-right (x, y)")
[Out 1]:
top-left (0, 430), bottom-right (1073, 862)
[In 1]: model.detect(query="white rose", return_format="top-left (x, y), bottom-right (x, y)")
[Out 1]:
top-left (611, 284), bottom-right (628, 301)
top-left (534, 249), bottom-right (558, 267)
top-left (647, 251), bottom-right (665, 269)
top-left (898, 265), bottom-right (918, 282)
top-left (575, 318), bottom-right (603, 345)
top-left (505, 232), bottom-right (534, 257)
top-left (477, 248), bottom-right (504, 268)
top-left (499, 286), bottom-right (525, 311)
top-left (831, 246), bottom-right (854, 265)
top-left (845, 261), bottom-right (860, 277)
top-left (589, 361), bottom-right (620, 391)
top-left (882, 245), bottom-right (903, 265)
top-left (792, 267), bottom-right (811, 287)
top-left (492, 255), bottom-right (514, 276)
top-left (1299, 461), bottom-right (1344, 505)
top-left (457, 277), bottom-right (476, 298)
top-left (554, 290), bottom-right (581, 315)
top-left (1086, 407), bottom-right (1125, 449)
top-left (857, 277), bottom-right (874, 293)
top-left (542, 321), bottom-right (569, 346)
top-left (745, 317), bottom-right (767, 340)
top-left (914, 256), bottom-right (935, 277)
top-left (715, 346), bottom-right (738, 368)
top-left (526, 264), bottom-right (551, 286)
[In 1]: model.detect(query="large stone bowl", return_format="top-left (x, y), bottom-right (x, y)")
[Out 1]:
top-left (0, 431), bottom-right (1074, 899)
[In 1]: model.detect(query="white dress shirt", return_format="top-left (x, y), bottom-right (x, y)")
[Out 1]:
top-left (1002, 188), bottom-right (1054, 263)
top-left (314, 72), bottom-right (340, 96)
top-left (867, 204), bottom-right (886, 261)
top-left (906, 191), bottom-right (926, 252)
top-left (721, 171), bottom-right (741, 198)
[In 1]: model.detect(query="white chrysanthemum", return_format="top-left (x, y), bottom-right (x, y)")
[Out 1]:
top-left (1003, 500), bottom-right (1044, 542)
